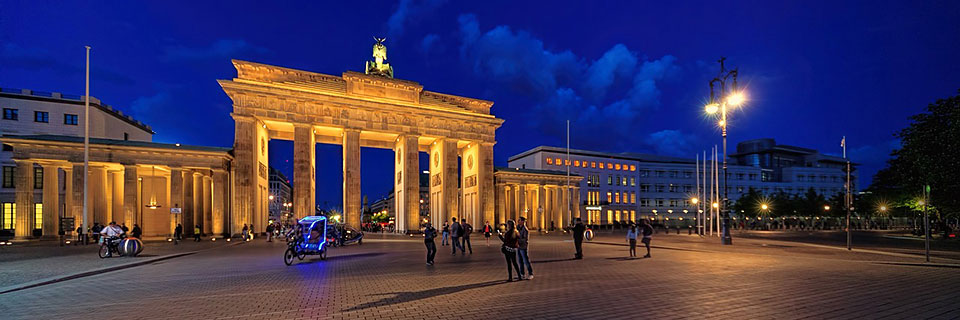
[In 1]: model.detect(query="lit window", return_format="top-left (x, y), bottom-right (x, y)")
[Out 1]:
top-left (35, 203), bottom-right (42, 229)
top-left (631, 192), bottom-right (636, 204)
top-left (630, 165), bottom-right (636, 171)
top-left (606, 163), bottom-right (613, 169)
top-left (574, 160), bottom-right (580, 167)
top-left (565, 160), bottom-right (571, 166)
top-left (615, 192), bottom-right (620, 203)
top-left (546, 158), bottom-right (553, 165)
top-left (615, 164), bottom-right (621, 170)
top-left (607, 210), bottom-right (613, 224)
top-left (606, 192), bottom-right (612, 203)
top-left (591, 162), bottom-right (596, 168)
top-left (2, 203), bottom-right (14, 229)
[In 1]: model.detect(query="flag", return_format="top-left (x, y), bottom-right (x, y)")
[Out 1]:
top-left (840, 136), bottom-right (845, 148)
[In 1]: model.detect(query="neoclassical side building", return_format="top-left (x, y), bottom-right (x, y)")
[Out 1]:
top-left (495, 168), bottom-right (583, 230)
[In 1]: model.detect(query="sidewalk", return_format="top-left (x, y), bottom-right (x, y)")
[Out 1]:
top-left (0, 238), bottom-right (240, 292)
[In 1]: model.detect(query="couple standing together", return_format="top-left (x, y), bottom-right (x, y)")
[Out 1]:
top-left (498, 217), bottom-right (533, 282)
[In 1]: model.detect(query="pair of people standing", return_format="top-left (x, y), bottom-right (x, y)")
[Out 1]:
top-left (625, 220), bottom-right (654, 258)
top-left (450, 218), bottom-right (473, 255)
top-left (498, 217), bottom-right (534, 281)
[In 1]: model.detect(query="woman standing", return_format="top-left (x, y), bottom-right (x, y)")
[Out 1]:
top-left (626, 223), bottom-right (638, 258)
top-left (441, 221), bottom-right (450, 246)
top-left (483, 221), bottom-right (493, 246)
top-left (498, 220), bottom-right (523, 282)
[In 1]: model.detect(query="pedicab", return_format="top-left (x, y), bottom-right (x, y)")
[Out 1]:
top-left (284, 216), bottom-right (328, 266)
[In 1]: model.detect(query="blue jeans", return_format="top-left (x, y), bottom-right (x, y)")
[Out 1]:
top-left (441, 232), bottom-right (449, 245)
top-left (517, 248), bottom-right (533, 276)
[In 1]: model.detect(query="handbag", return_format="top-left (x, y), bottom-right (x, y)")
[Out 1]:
top-left (501, 245), bottom-right (517, 254)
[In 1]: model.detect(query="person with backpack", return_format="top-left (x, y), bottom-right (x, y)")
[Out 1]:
top-left (640, 219), bottom-right (654, 258)
top-left (572, 218), bottom-right (585, 259)
top-left (626, 223), bottom-right (639, 258)
top-left (423, 222), bottom-right (438, 265)
top-left (450, 217), bottom-right (463, 255)
top-left (498, 220), bottom-right (523, 282)
top-left (461, 219), bottom-right (473, 254)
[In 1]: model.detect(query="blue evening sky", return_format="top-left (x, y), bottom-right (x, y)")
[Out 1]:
top-left (2, 1), bottom-right (958, 208)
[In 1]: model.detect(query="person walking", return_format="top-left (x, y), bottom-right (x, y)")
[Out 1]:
top-left (266, 223), bottom-right (275, 242)
top-left (423, 222), bottom-right (438, 265)
top-left (450, 217), bottom-right (463, 255)
top-left (498, 220), bottom-right (523, 282)
top-left (461, 219), bottom-right (473, 254)
top-left (640, 219), bottom-right (654, 258)
top-left (76, 226), bottom-right (84, 245)
top-left (483, 222), bottom-right (493, 246)
top-left (131, 224), bottom-right (142, 239)
top-left (121, 223), bottom-right (129, 233)
top-left (626, 223), bottom-right (638, 258)
top-left (517, 217), bottom-right (533, 279)
top-left (194, 225), bottom-right (202, 242)
top-left (174, 223), bottom-right (183, 244)
top-left (242, 224), bottom-right (249, 241)
top-left (91, 222), bottom-right (102, 244)
top-left (441, 221), bottom-right (450, 246)
top-left (572, 218), bottom-right (585, 259)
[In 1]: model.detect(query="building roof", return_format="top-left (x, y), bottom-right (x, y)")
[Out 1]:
top-left (0, 134), bottom-right (231, 153)
top-left (0, 87), bottom-right (155, 134)
top-left (508, 146), bottom-right (696, 164)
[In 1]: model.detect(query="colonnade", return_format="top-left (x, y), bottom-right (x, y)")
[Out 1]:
top-left (493, 169), bottom-right (582, 230)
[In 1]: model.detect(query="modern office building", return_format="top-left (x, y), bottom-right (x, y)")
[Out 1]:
top-left (508, 139), bottom-right (856, 225)
top-left (268, 167), bottom-right (292, 223)
top-left (1, 88), bottom-right (156, 238)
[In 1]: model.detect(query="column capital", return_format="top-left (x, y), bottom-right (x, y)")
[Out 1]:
top-left (343, 127), bottom-right (362, 134)
top-left (293, 122), bottom-right (313, 129)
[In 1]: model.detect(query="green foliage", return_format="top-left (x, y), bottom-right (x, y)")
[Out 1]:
top-left (869, 89), bottom-right (960, 218)
top-left (370, 212), bottom-right (391, 223)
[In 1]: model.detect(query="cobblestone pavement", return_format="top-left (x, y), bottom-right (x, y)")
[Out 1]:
top-left (1, 233), bottom-right (957, 320)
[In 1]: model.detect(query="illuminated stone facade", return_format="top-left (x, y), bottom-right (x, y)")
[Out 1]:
top-left (219, 57), bottom-right (503, 233)
top-left (494, 168), bottom-right (583, 230)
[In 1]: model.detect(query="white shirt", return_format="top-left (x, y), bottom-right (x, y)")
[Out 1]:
top-left (100, 225), bottom-right (123, 237)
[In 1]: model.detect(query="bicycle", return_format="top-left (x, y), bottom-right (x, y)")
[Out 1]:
top-left (98, 236), bottom-right (124, 258)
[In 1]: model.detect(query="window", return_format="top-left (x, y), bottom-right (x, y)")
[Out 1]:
top-left (668, 184), bottom-right (677, 193)
top-left (34, 203), bottom-right (42, 229)
top-left (796, 175), bottom-right (804, 182)
top-left (749, 174), bottom-right (757, 181)
top-left (669, 199), bottom-right (678, 207)
top-left (591, 162), bottom-right (596, 168)
top-left (615, 175), bottom-right (621, 186)
top-left (684, 185), bottom-right (693, 192)
top-left (630, 165), bottom-right (636, 171)
top-left (35, 111), bottom-right (49, 123)
top-left (669, 171), bottom-right (678, 178)
top-left (737, 173), bottom-right (745, 180)
top-left (630, 192), bottom-right (636, 204)
top-left (607, 175), bottom-right (612, 185)
top-left (684, 171), bottom-right (692, 178)
top-left (655, 184), bottom-right (665, 192)
top-left (615, 164), bottom-right (621, 170)
top-left (3, 108), bottom-right (18, 120)
top-left (2, 166), bottom-right (14, 188)
top-left (630, 210), bottom-right (636, 221)
top-left (615, 192), bottom-right (620, 203)
top-left (64, 114), bottom-right (79, 125)
top-left (656, 199), bottom-right (664, 207)
top-left (34, 167), bottom-right (42, 189)
top-left (640, 199), bottom-right (651, 206)
top-left (640, 184), bottom-right (650, 192)
top-left (546, 158), bottom-right (553, 165)
top-left (630, 177), bottom-right (636, 186)
top-left (656, 170), bottom-right (665, 178)
top-left (574, 160), bottom-right (580, 167)
top-left (2, 203), bottom-right (14, 229)
top-left (124, 133), bottom-right (129, 141)
top-left (639, 170), bottom-right (649, 177)
top-left (621, 177), bottom-right (627, 186)
top-left (607, 192), bottom-right (612, 203)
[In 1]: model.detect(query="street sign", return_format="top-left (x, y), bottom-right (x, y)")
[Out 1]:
top-left (171, 208), bottom-right (182, 214)
top-left (60, 217), bottom-right (75, 232)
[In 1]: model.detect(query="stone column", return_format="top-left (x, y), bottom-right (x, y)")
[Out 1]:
top-left (212, 169), bottom-right (228, 236)
top-left (192, 172), bottom-right (203, 233)
top-left (111, 171), bottom-right (123, 227)
top-left (572, 186), bottom-right (581, 222)
top-left (70, 164), bottom-right (84, 227)
top-left (537, 184), bottom-right (546, 230)
top-left (342, 128), bottom-right (361, 228)
top-left (517, 184), bottom-right (526, 223)
top-left (428, 139), bottom-right (458, 223)
top-left (169, 168), bottom-right (184, 232)
top-left (64, 166), bottom-right (74, 227)
top-left (232, 115), bottom-right (257, 236)
top-left (122, 165), bottom-right (138, 227)
top-left (40, 165), bottom-right (59, 239)
top-left (293, 124), bottom-right (316, 220)
top-left (202, 174), bottom-right (212, 235)
top-left (478, 142), bottom-right (495, 229)
top-left (395, 135), bottom-right (419, 233)
top-left (504, 185), bottom-right (514, 224)
top-left (182, 170), bottom-right (194, 234)
top-left (495, 183), bottom-right (506, 226)
top-left (14, 160), bottom-right (34, 239)
top-left (91, 167), bottom-right (108, 225)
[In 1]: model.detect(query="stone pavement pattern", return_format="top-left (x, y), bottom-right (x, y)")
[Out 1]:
top-left (0, 234), bottom-right (957, 319)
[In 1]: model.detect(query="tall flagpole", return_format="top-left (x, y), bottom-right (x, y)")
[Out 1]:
top-left (695, 154), bottom-right (700, 235)
top-left (83, 46), bottom-right (91, 244)
top-left (843, 136), bottom-right (851, 250)
top-left (566, 120), bottom-right (570, 223)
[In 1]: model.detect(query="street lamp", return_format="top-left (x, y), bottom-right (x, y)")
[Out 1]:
top-left (703, 57), bottom-right (743, 245)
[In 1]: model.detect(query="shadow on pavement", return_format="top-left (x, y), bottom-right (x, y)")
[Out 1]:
top-left (296, 252), bottom-right (386, 265)
top-left (343, 280), bottom-right (507, 312)
top-left (530, 258), bottom-right (578, 264)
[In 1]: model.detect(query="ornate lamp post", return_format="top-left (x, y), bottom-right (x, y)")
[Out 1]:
top-left (704, 57), bottom-right (745, 245)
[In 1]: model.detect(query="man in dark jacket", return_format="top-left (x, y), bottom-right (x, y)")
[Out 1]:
top-left (450, 217), bottom-right (463, 255)
top-left (423, 222), bottom-right (437, 265)
top-left (461, 220), bottom-right (473, 254)
top-left (517, 217), bottom-right (533, 279)
top-left (572, 218), bottom-right (585, 259)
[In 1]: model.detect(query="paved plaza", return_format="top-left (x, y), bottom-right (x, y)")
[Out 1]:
top-left (1, 232), bottom-right (958, 320)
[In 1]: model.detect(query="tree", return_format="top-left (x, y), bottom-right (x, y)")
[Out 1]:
top-left (870, 89), bottom-right (960, 220)
top-left (732, 187), bottom-right (762, 217)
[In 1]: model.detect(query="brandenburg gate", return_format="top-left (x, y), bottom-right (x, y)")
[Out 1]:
top-left (219, 40), bottom-right (504, 234)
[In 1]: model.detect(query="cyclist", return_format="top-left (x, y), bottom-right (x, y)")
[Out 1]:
top-left (99, 221), bottom-right (125, 257)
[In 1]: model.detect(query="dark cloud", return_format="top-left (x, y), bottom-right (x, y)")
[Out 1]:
top-left (644, 129), bottom-right (699, 157)
top-left (0, 43), bottom-right (135, 85)
top-left (420, 33), bottom-right (441, 54)
top-left (161, 39), bottom-right (269, 62)
top-left (387, 0), bottom-right (447, 40)
top-left (456, 14), bottom-right (681, 151)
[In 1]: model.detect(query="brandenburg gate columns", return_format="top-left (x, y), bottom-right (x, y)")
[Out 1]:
top-left (429, 139), bottom-right (458, 224)
top-left (395, 136), bottom-right (419, 233)
top-left (232, 115), bottom-right (269, 234)
top-left (342, 128), bottom-right (361, 228)
top-left (293, 124), bottom-right (316, 220)
top-left (479, 142), bottom-right (495, 227)
top-left (460, 142), bottom-right (479, 226)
